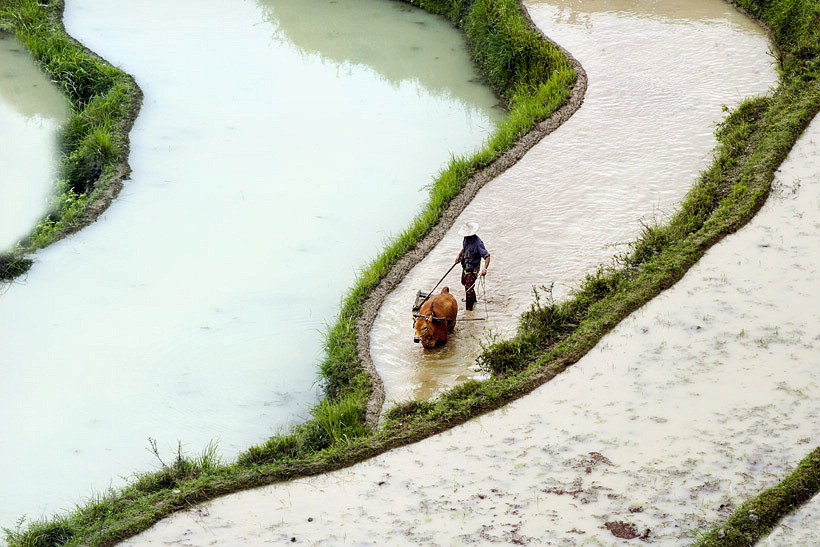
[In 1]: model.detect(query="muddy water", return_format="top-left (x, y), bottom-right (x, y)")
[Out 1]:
top-left (123, 109), bottom-right (820, 546)
top-left (0, 34), bottom-right (68, 251)
top-left (0, 0), bottom-right (500, 527)
top-left (370, 0), bottom-right (777, 406)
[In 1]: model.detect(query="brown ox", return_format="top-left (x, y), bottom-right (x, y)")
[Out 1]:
top-left (413, 287), bottom-right (458, 349)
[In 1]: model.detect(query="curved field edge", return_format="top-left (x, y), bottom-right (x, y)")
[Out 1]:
top-left (351, 0), bottom-right (587, 427)
top-left (0, 0), bottom-right (142, 281)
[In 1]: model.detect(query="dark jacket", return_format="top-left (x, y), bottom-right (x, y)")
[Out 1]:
top-left (461, 235), bottom-right (490, 272)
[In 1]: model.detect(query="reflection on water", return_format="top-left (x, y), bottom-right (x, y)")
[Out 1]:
top-left (0, 33), bottom-right (68, 250)
top-left (260, 0), bottom-right (505, 110)
top-left (370, 0), bottom-right (777, 406)
top-left (0, 0), bottom-right (499, 527)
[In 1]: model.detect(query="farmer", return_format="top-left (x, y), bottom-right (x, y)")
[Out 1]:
top-left (454, 221), bottom-right (490, 311)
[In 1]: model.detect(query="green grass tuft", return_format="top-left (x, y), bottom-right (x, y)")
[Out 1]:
top-left (0, 0), bottom-right (141, 263)
top-left (0, 253), bottom-right (33, 280)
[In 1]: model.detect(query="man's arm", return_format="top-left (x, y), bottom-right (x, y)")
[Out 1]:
top-left (481, 255), bottom-right (490, 276)
top-left (455, 249), bottom-right (463, 264)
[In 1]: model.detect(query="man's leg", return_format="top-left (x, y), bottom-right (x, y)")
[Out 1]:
top-left (462, 270), bottom-right (477, 310)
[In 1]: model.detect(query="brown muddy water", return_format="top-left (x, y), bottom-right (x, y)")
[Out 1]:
top-left (0, 33), bottom-right (68, 251)
top-left (0, 0), bottom-right (501, 528)
top-left (370, 0), bottom-right (778, 407)
top-left (123, 97), bottom-right (820, 547)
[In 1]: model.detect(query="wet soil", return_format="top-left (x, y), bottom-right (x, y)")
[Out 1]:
top-left (604, 520), bottom-right (641, 540)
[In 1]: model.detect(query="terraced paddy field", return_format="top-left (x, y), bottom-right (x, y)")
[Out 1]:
top-left (371, 0), bottom-right (777, 407)
top-left (0, 0), bottom-right (501, 528)
top-left (3, 0), bottom-right (818, 543)
top-left (124, 105), bottom-right (820, 547)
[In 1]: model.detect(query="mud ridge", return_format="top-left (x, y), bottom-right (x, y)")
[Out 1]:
top-left (7, 0), bottom-right (144, 253)
top-left (55, 0), bottom-right (143, 241)
top-left (356, 1), bottom-right (588, 427)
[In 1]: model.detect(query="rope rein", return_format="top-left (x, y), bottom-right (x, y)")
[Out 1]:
top-left (415, 262), bottom-right (459, 313)
top-left (412, 313), bottom-right (454, 323)
top-left (460, 273), bottom-right (489, 322)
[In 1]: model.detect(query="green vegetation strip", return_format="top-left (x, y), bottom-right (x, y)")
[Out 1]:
top-left (694, 448), bottom-right (820, 545)
top-left (688, 1), bottom-right (820, 543)
top-left (0, 0), bottom-right (141, 281)
top-left (2, 0), bottom-right (579, 544)
top-left (2, 0), bottom-right (819, 545)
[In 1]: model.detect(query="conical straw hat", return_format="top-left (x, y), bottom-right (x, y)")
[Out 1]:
top-left (457, 222), bottom-right (479, 237)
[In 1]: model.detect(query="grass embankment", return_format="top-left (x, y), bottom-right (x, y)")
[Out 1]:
top-left (689, 2), bottom-right (820, 542)
top-left (0, 0), bottom-right (141, 281)
top-left (2, 0), bottom-right (577, 545)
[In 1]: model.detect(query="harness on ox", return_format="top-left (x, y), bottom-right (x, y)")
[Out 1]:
top-left (412, 291), bottom-right (454, 325)
top-left (412, 311), bottom-right (454, 323)
top-left (410, 260), bottom-right (489, 326)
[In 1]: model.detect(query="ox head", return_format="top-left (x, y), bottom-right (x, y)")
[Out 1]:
top-left (413, 312), bottom-right (449, 349)
top-left (413, 314), bottom-right (432, 346)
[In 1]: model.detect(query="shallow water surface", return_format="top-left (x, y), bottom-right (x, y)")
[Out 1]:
top-left (0, 33), bottom-right (68, 251)
top-left (0, 0), bottom-right (500, 526)
top-left (125, 109), bottom-right (820, 546)
top-left (370, 0), bottom-right (777, 406)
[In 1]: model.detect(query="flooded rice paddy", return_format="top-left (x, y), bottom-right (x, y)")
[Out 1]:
top-left (124, 101), bottom-right (820, 546)
top-left (370, 0), bottom-right (777, 406)
top-left (0, 34), bottom-right (68, 251)
top-left (0, 0), bottom-right (501, 527)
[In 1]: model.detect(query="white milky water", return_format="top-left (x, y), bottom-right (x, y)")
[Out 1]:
top-left (0, 0), bottom-right (501, 528)
top-left (370, 0), bottom-right (777, 406)
top-left (123, 94), bottom-right (820, 547)
top-left (0, 34), bottom-right (68, 251)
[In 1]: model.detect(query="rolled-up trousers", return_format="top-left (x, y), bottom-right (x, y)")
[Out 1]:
top-left (461, 270), bottom-right (477, 310)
